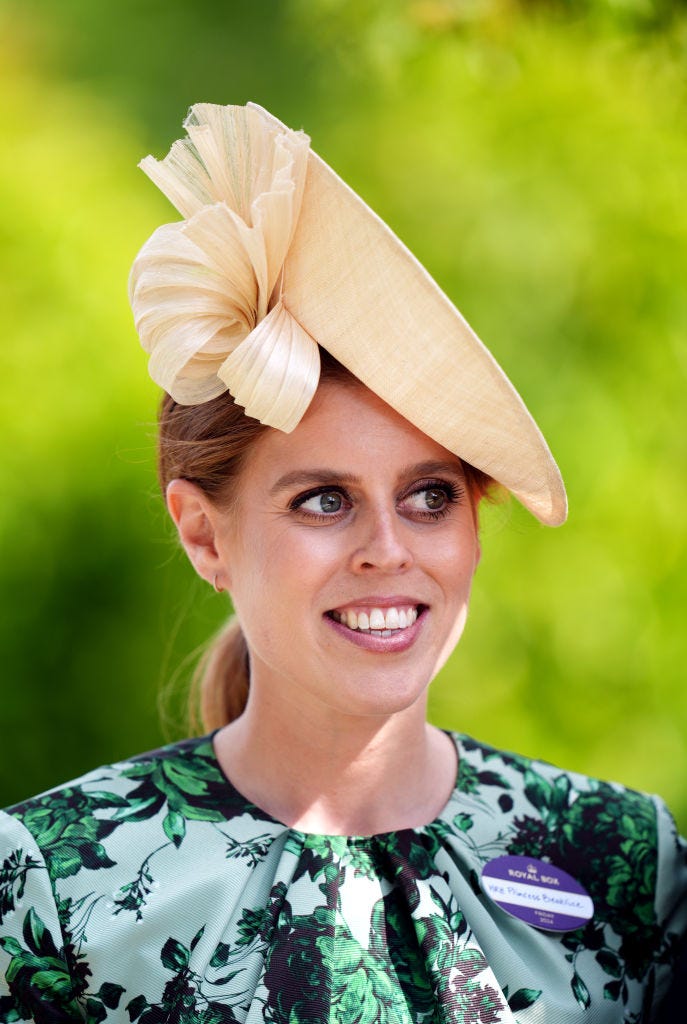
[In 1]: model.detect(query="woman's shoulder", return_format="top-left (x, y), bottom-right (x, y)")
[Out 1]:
top-left (454, 732), bottom-right (686, 889)
top-left (451, 731), bottom-right (687, 938)
top-left (0, 736), bottom-right (285, 1022)
top-left (4, 734), bottom-right (216, 810)
top-left (451, 731), bottom-right (686, 886)
top-left (1, 733), bottom-right (251, 873)
top-left (454, 730), bottom-right (671, 815)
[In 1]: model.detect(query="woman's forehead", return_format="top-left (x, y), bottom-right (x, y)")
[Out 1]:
top-left (246, 380), bottom-right (464, 483)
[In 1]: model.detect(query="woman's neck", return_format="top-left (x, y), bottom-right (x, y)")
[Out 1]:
top-left (212, 696), bottom-right (458, 836)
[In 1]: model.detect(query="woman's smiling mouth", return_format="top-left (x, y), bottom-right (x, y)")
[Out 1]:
top-left (330, 605), bottom-right (419, 633)
top-left (326, 604), bottom-right (427, 648)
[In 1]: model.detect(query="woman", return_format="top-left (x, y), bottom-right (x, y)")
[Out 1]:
top-left (0, 103), bottom-right (684, 1024)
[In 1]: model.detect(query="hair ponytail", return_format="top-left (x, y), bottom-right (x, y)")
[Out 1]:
top-left (191, 617), bottom-right (249, 731)
top-left (157, 390), bottom-right (267, 733)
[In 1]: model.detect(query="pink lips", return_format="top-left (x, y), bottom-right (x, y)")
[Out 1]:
top-left (325, 600), bottom-right (427, 653)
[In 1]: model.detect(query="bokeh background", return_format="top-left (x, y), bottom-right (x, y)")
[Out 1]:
top-left (2, 0), bottom-right (686, 828)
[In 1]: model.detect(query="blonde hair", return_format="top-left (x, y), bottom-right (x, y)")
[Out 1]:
top-left (157, 351), bottom-right (493, 732)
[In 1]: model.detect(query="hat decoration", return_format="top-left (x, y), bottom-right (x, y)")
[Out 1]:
top-left (129, 104), bottom-right (320, 431)
top-left (130, 102), bottom-right (568, 526)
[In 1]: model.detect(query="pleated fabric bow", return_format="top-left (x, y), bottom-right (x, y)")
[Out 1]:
top-left (129, 103), bottom-right (320, 431)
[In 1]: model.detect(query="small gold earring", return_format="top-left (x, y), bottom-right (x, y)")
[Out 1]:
top-left (212, 573), bottom-right (223, 594)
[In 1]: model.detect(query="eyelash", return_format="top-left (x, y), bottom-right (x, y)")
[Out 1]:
top-left (407, 479), bottom-right (463, 521)
top-left (288, 479), bottom-right (464, 523)
top-left (288, 487), bottom-right (350, 520)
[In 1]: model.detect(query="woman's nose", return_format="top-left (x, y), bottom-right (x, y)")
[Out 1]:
top-left (350, 508), bottom-right (414, 573)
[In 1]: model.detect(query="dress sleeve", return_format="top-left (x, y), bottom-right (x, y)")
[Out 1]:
top-left (0, 809), bottom-right (84, 1023)
top-left (650, 795), bottom-right (687, 1016)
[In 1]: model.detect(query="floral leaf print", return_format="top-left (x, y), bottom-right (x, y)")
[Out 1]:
top-left (571, 971), bottom-right (591, 1010)
top-left (113, 737), bottom-right (272, 852)
top-left (507, 987), bottom-right (541, 1012)
top-left (113, 866), bottom-right (154, 920)
top-left (558, 924), bottom-right (627, 1010)
top-left (113, 843), bottom-right (170, 920)
top-left (461, 737), bottom-right (530, 775)
top-left (604, 978), bottom-right (623, 1001)
top-left (344, 842), bottom-right (381, 882)
top-left (126, 993), bottom-right (149, 1021)
top-left (289, 836), bottom-right (346, 891)
top-left (163, 810), bottom-right (187, 848)
top-left (117, 750), bottom-right (230, 831)
top-left (374, 896), bottom-right (435, 1020)
top-left (11, 788), bottom-right (127, 880)
top-left (0, 908), bottom-right (85, 1019)
top-left (507, 815), bottom-right (554, 859)
top-left (0, 850), bottom-right (40, 925)
top-left (99, 981), bottom-right (126, 1007)
top-left (522, 768), bottom-right (571, 818)
top-left (0, 996), bottom-right (22, 1022)
top-left (3, 733), bottom-right (683, 1023)
top-left (264, 907), bottom-right (333, 1024)
top-left (325, 908), bottom-right (435, 1024)
top-left (84, 982), bottom-right (126, 1023)
top-left (161, 936), bottom-right (191, 972)
top-left (235, 907), bottom-right (271, 948)
top-left (330, 949), bottom-right (397, 1024)
top-left (458, 761), bottom-right (511, 796)
top-left (414, 898), bottom-right (507, 1022)
top-left (596, 949), bottom-right (623, 979)
top-left (563, 921), bottom-right (603, 954)
top-left (222, 831), bottom-right (275, 868)
top-left (128, 929), bottom-right (242, 1024)
top-left (477, 772), bottom-right (510, 789)
top-left (556, 785), bottom-right (660, 976)
top-left (381, 830), bottom-right (441, 885)
top-left (443, 944), bottom-right (484, 979)
top-left (209, 942), bottom-right (231, 968)
top-left (508, 771), bottom-right (579, 860)
top-left (447, 948), bottom-right (506, 1023)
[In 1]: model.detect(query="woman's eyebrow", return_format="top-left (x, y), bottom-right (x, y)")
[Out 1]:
top-left (402, 459), bottom-right (465, 480)
top-left (269, 469), bottom-right (361, 495)
top-left (270, 460), bottom-right (464, 496)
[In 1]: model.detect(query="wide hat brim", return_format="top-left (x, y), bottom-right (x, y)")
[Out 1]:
top-left (131, 102), bottom-right (566, 526)
top-left (251, 105), bottom-right (566, 526)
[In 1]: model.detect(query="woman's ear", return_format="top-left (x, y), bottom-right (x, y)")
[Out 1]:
top-left (166, 479), bottom-right (226, 589)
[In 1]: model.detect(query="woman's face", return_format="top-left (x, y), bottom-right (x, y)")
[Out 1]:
top-left (211, 381), bottom-right (481, 721)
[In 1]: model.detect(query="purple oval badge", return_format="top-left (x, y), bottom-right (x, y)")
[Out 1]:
top-left (481, 855), bottom-right (594, 933)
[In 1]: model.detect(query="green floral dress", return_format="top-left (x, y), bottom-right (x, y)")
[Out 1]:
top-left (1, 733), bottom-right (685, 1023)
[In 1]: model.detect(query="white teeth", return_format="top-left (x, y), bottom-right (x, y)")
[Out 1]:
top-left (369, 608), bottom-right (385, 630)
top-left (332, 606), bottom-right (420, 633)
top-left (385, 607), bottom-right (400, 629)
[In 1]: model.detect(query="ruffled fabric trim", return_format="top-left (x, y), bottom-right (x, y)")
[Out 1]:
top-left (129, 104), bottom-right (320, 429)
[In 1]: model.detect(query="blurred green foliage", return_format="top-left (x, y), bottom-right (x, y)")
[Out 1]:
top-left (1, 0), bottom-right (686, 827)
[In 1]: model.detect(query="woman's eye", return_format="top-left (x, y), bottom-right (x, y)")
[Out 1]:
top-left (406, 487), bottom-right (447, 511)
top-left (420, 487), bottom-right (448, 511)
top-left (400, 482), bottom-right (459, 517)
top-left (296, 490), bottom-right (346, 515)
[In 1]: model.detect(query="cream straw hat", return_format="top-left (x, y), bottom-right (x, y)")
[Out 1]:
top-left (129, 102), bottom-right (567, 526)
